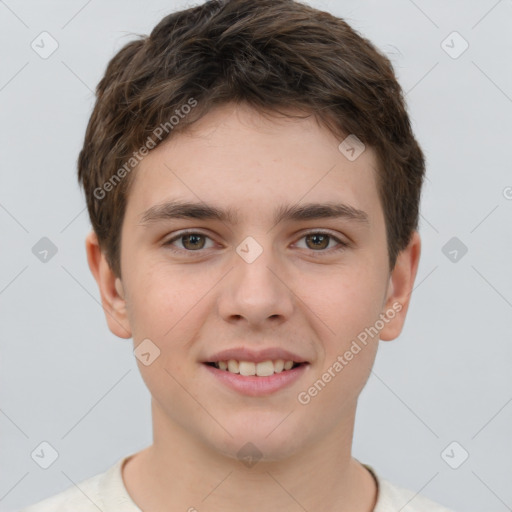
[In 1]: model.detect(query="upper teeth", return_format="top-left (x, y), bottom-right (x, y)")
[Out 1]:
top-left (215, 359), bottom-right (296, 376)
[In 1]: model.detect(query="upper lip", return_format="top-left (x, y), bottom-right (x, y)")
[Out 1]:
top-left (204, 347), bottom-right (309, 364)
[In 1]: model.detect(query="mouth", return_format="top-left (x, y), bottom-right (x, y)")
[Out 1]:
top-left (204, 359), bottom-right (306, 377)
top-left (202, 359), bottom-right (310, 396)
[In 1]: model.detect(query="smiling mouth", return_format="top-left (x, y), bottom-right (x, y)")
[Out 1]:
top-left (204, 360), bottom-right (305, 377)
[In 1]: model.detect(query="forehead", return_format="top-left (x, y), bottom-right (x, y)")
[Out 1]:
top-left (125, 102), bottom-right (383, 227)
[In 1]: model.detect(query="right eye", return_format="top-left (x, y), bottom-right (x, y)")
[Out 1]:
top-left (163, 230), bottom-right (216, 253)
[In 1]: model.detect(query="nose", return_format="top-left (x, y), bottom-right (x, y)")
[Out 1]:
top-left (217, 241), bottom-right (295, 328)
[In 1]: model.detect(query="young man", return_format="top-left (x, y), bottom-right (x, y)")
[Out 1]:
top-left (21, 0), bottom-right (456, 510)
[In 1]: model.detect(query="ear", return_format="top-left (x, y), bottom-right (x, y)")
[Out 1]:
top-left (379, 230), bottom-right (421, 341)
top-left (85, 231), bottom-right (132, 339)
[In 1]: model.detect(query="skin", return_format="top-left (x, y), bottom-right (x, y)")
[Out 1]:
top-left (86, 102), bottom-right (421, 512)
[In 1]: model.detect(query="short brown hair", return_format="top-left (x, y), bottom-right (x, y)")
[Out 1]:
top-left (78, 0), bottom-right (425, 277)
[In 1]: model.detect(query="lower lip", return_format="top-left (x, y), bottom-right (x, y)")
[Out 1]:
top-left (202, 363), bottom-right (309, 396)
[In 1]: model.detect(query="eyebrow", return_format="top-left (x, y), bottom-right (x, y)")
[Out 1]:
top-left (139, 199), bottom-right (369, 226)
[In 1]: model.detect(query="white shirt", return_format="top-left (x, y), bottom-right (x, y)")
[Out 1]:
top-left (19, 454), bottom-right (456, 511)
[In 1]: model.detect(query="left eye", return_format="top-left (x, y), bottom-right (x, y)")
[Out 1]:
top-left (294, 232), bottom-right (348, 252)
top-left (164, 231), bottom-right (348, 254)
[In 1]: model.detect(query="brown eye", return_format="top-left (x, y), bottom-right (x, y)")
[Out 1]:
top-left (164, 231), bottom-right (215, 253)
top-left (295, 231), bottom-right (349, 256)
top-left (305, 233), bottom-right (330, 250)
top-left (181, 234), bottom-right (206, 250)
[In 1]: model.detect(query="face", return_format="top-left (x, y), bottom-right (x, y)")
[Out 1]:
top-left (88, 102), bottom-right (420, 462)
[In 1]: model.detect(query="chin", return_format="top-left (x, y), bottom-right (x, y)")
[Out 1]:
top-left (207, 424), bottom-right (307, 465)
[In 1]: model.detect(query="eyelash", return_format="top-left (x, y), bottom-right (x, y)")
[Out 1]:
top-left (163, 229), bottom-right (349, 257)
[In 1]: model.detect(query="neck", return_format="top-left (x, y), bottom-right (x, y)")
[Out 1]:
top-left (122, 401), bottom-right (377, 512)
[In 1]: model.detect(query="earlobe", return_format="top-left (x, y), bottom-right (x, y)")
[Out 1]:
top-left (85, 231), bottom-right (132, 339)
top-left (379, 231), bottom-right (421, 342)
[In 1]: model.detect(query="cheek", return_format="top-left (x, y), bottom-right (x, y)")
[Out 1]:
top-left (125, 270), bottom-right (199, 396)
top-left (306, 263), bottom-right (387, 346)
top-left (301, 268), bottom-right (384, 411)
top-left (124, 267), bottom-right (182, 341)
top-left (125, 265), bottom-right (213, 358)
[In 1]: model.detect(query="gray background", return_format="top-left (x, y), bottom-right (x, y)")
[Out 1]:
top-left (1, 1), bottom-right (511, 511)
